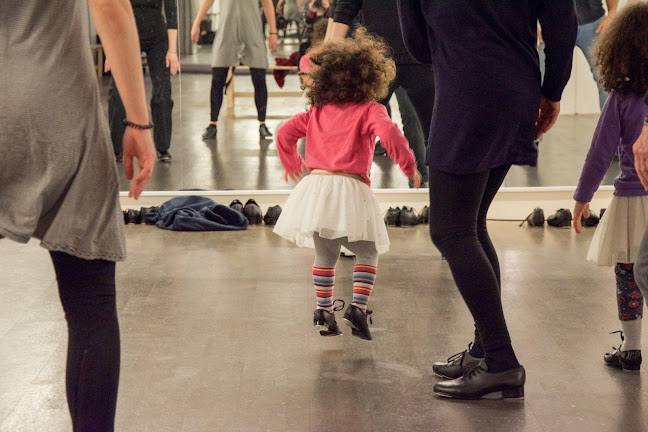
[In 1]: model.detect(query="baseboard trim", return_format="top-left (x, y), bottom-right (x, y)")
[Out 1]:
top-left (120, 186), bottom-right (615, 221)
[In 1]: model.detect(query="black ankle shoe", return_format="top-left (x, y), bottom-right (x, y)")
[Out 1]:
top-left (314, 300), bottom-right (345, 336)
top-left (418, 206), bottom-right (429, 225)
top-left (581, 210), bottom-right (600, 227)
top-left (263, 205), bottom-right (282, 226)
top-left (229, 199), bottom-right (244, 213)
top-left (259, 124), bottom-right (273, 138)
top-left (547, 208), bottom-right (572, 228)
top-left (243, 199), bottom-right (262, 224)
top-left (126, 209), bottom-right (141, 224)
top-left (202, 124), bottom-right (217, 139)
top-left (157, 150), bottom-right (172, 162)
top-left (384, 207), bottom-right (400, 227)
top-left (519, 207), bottom-right (544, 227)
top-left (433, 345), bottom-right (483, 379)
top-left (343, 305), bottom-right (372, 340)
top-left (399, 206), bottom-right (418, 227)
top-left (433, 361), bottom-right (525, 400)
top-left (604, 331), bottom-right (642, 372)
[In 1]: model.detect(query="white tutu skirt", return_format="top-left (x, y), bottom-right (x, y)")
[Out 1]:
top-left (273, 174), bottom-right (390, 254)
top-left (587, 195), bottom-right (648, 266)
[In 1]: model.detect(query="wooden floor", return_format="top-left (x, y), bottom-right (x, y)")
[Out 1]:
top-left (2, 223), bottom-right (647, 431)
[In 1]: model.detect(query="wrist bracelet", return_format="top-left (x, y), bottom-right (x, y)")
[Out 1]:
top-left (269, 32), bottom-right (278, 35)
top-left (123, 119), bottom-right (154, 130)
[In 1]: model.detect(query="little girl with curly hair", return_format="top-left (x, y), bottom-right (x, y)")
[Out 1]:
top-left (573, 3), bottom-right (648, 372)
top-left (273, 28), bottom-right (420, 341)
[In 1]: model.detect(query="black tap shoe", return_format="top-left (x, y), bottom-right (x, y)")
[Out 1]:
top-left (433, 345), bottom-right (482, 379)
top-left (229, 199), bottom-right (244, 214)
top-left (399, 206), bottom-right (418, 227)
top-left (263, 205), bottom-right (282, 226)
top-left (343, 305), bottom-right (373, 341)
top-left (547, 208), bottom-right (572, 228)
top-left (243, 199), bottom-right (263, 224)
top-left (384, 207), bottom-right (400, 227)
top-left (433, 361), bottom-right (525, 400)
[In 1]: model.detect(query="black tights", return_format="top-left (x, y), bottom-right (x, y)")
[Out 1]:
top-left (50, 251), bottom-right (120, 432)
top-left (428, 166), bottom-right (519, 372)
top-left (210, 67), bottom-right (268, 122)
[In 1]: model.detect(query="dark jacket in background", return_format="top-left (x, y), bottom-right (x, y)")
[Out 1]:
top-left (147, 196), bottom-right (249, 231)
top-left (397, 0), bottom-right (577, 174)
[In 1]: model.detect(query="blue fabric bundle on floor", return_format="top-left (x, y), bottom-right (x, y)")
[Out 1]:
top-left (146, 196), bottom-right (249, 231)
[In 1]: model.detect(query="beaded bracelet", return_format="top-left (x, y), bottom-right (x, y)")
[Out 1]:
top-left (123, 119), bottom-right (154, 130)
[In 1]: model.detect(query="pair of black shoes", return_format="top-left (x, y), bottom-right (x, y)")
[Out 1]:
top-left (229, 199), bottom-right (282, 225)
top-left (313, 300), bottom-right (373, 340)
top-left (520, 207), bottom-right (601, 228)
top-left (123, 206), bottom-right (158, 225)
top-left (202, 124), bottom-right (273, 139)
top-left (432, 344), bottom-right (525, 400)
top-left (604, 331), bottom-right (642, 372)
top-left (384, 206), bottom-right (419, 227)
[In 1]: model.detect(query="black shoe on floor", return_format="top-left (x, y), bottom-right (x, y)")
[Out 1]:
top-left (314, 299), bottom-right (345, 336)
top-left (433, 361), bottom-right (526, 400)
top-left (157, 150), bottom-right (172, 162)
top-left (243, 199), bottom-right (263, 224)
top-left (384, 207), bottom-right (400, 227)
top-left (259, 124), bottom-right (273, 138)
top-left (139, 206), bottom-right (158, 224)
top-left (229, 199), bottom-right (244, 213)
top-left (115, 153), bottom-right (123, 162)
top-left (547, 208), bottom-right (572, 228)
top-left (343, 304), bottom-right (372, 340)
top-left (433, 345), bottom-right (483, 379)
top-left (202, 124), bottom-right (217, 139)
top-left (581, 210), bottom-right (600, 227)
top-left (418, 206), bottom-right (429, 224)
top-left (604, 331), bottom-right (642, 372)
top-left (126, 209), bottom-right (141, 224)
top-left (519, 207), bottom-right (544, 227)
top-left (263, 205), bottom-right (282, 225)
top-left (399, 206), bottom-right (418, 227)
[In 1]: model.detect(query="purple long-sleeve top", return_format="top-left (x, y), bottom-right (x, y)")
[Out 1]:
top-left (574, 90), bottom-right (648, 203)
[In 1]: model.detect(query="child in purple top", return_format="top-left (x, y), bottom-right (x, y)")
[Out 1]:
top-left (573, 3), bottom-right (648, 372)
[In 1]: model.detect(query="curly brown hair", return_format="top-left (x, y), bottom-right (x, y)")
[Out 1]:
top-left (306, 27), bottom-right (396, 107)
top-left (595, 3), bottom-right (648, 95)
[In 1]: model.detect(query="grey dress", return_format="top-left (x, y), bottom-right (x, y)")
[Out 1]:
top-left (0, 0), bottom-right (126, 261)
top-left (211, 0), bottom-right (269, 68)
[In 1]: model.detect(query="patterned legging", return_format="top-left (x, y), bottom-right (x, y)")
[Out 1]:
top-left (616, 263), bottom-right (644, 321)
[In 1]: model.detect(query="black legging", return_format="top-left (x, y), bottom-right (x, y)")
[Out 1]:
top-left (428, 165), bottom-right (519, 372)
top-left (50, 251), bottom-right (120, 432)
top-left (210, 67), bottom-right (268, 122)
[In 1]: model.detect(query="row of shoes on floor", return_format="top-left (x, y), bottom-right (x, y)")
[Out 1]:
top-left (202, 124), bottom-right (273, 140)
top-left (519, 207), bottom-right (605, 228)
top-left (384, 206), bottom-right (430, 227)
top-left (229, 199), bottom-right (282, 225)
top-left (122, 200), bottom-right (283, 226)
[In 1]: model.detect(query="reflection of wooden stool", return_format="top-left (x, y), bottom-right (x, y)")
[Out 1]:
top-left (225, 65), bottom-right (302, 109)
top-left (90, 44), bottom-right (104, 80)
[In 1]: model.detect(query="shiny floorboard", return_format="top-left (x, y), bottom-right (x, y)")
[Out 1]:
top-left (1, 223), bottom-right (646, 431)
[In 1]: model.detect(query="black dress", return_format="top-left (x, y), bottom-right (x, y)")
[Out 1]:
top-left (397, 0), bottom-right (577, 174)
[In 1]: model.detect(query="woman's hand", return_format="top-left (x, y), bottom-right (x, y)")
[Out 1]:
top-left (268, 34), bottom-right (278, 53)
top-left (534, 95), bottom-right (560, 140)
top-left (573, 201), bottom-right (590, 234)
top-left (411, 170), bottom-right (422, 189)
top-left (191, 20), bottom-right (201, 44)
top-left (166, 51), bottom-right (180, 75)
top-left (283, 169), bottom-right (304, 183)
top-left (123, 127), bottom-right (156, 199)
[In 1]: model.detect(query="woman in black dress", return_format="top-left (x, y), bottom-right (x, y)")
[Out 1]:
top-left (398, 0), bottom-right (577, 399)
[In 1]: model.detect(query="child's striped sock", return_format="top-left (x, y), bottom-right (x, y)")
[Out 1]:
top-left (313, 266), bottom-right (335, 311)
top-left (352, 264), bottom-right (377, 313)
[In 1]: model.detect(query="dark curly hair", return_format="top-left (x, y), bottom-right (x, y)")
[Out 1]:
top-left (595, 3), bottom-right (648, 95)
top-left (306, 27), bottom-right (396, 107)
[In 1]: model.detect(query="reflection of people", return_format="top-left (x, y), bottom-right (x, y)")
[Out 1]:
top-left (108, 0), bottom-right (179, 162)
top-left (0, 0), bottom-right (155, 429)
top-left (573, 3), bottom-right (648, 372)
top-left (398, 0), bottom-right (576, 399)
top-left (328, 0), bottom-right (433, 186)
top-left (191, 0), bottom-right (278, 140)
top-left (574, 0), bottom-right (618, 109)
top-left (273, 31), bottom-right (420, 341)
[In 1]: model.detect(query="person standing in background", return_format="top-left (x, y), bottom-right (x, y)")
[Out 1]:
top-left (574, 0), bottom-right (618, 109)
top-left (108, 0), bottom-right (180, 162)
